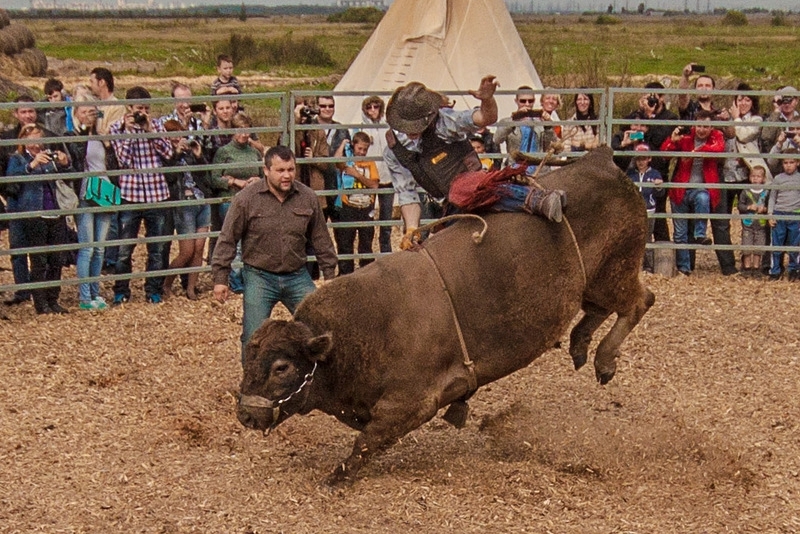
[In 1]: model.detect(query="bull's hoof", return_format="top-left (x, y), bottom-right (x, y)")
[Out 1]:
top-left (596, 369), bottom-right (616, 385)
top-left (570, 348), bottom-right (588, 371)
top-left (442, 401), bottom-right (469, 429)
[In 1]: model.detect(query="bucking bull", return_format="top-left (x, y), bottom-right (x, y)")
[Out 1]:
top-left (236, 147), bottom-right (655, 485)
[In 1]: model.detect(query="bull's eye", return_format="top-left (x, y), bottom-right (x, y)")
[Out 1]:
top-left (273, 362), bottom-right (290, 375)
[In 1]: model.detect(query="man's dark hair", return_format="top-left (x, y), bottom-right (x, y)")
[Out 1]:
top-left (43, 78), bottom-right (64, 96)
top-left (125, 86), bottom-right (151, 100)
top-left (91, 67), bottom-right (115, 92)
top-left (695, 109), bottom-right (716, 121)
top-left (694, 74), bottom-right (716, 89)
top-left (264, 145), bottom-right (295, 168)
top-left (14, 95), bottom-right (35, 104)
top-left (217, 54), bottom-right (233, 66)
top-left (644, 81), bottom-right (665, 97)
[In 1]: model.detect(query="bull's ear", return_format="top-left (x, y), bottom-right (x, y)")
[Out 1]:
top-left (306, 333), bottom-right (333, 362)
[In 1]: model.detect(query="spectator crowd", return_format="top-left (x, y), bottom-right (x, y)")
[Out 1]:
top-left (2, 57), bottom-right (800, 315)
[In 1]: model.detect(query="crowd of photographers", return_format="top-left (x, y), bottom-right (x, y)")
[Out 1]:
top-left (1, 59), bottom-right (799, 314)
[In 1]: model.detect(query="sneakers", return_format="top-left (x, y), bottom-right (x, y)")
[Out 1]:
top-left (79, 297), bottom-right (108, 311)
top-left (112, 294), bottom-right (129, 306)
top-left (146, 294), bottom-right (163, 304)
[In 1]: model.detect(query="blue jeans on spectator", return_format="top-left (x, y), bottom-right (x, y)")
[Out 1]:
top-left (112, 205), bottom-right (167, 300)
top-left (241, 265), bottom-right (316, 362)
top-left (75, 203), bottom-right (112, 304)
top-left (671, 189), bottom-right (711, 273)
top-left (104, 211), bottom-right (120, 269)
top-left (5, 196), bottom-right (31, 301)
top-left (219, 200), bottom-right (244, 292)
top-left (770, 212), bottom-right (800, 276)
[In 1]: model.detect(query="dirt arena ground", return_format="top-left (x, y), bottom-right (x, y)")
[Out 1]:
top-left (1, 240), bottom-right (799, 533)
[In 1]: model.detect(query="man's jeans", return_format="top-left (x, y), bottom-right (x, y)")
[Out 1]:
top-left (75, 205), bottom-right (112, 303)
top-left (671, 189), bottom-right (711, 273)
top-left (113, 205), bottom-right (167, 299)
top-left (770, 213), bottom-right (800, 276)
top-left (241, 265), bottom-right (316, 362)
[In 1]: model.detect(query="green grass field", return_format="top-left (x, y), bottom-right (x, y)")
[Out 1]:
top-left (24, 13), bottom-right (800, 89)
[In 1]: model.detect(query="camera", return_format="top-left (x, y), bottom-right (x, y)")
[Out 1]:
top-left (189, 103), bottom-right (208, 113)
top-left (43, 149), bottom-right (58, 159)
top-left (690, 64), bottom-right (706, 73)
top-left (187, 139), bottom-right (200, 150)
top-left (678, 126), bottom-right (692, 135)
top-left (511, 109), bottom-right (542, 121)
top-left (300, 106), bottom-right (319, 121)
top-left (646, 94), bottom-right (659, 108)
top-left (132, 111), bottom-right (148, 126)
top-left (780, 96), bottom-right (795, 105)
top-left (630, 131), bottom-right (644, 141)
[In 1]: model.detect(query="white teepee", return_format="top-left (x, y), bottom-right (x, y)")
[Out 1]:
top-left (333, 0), bottom-right (543, 126)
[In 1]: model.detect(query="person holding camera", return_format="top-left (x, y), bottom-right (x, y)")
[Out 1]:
top-left (161, 119), bottom-right (213, 300)
top-left (660, 110), bottom-right (728, 276)
top-left (65, 88), bottom-right (121, 311)
top-left (760, 86), bottom-right (799, 156)
top-left (5, 124), bottom-right (73, 314)
top-left (108, 86), bottom-right (174, 305)
top-left (294, 95), bottom-right (351, 220)
top-left (678, 63), bottom-right (729, 122)
top-left (494, 86), bottom-right (543, 166)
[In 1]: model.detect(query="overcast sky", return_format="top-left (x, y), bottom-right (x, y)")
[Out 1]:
top-left (3, 0), bottom-right (797, 11)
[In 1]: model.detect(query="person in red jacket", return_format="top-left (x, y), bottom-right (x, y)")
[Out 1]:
top-left (660, 109), bottom-right (725, 275)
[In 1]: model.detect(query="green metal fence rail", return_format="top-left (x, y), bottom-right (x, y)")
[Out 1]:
top-left (1, 86), bottom-right (799, 294)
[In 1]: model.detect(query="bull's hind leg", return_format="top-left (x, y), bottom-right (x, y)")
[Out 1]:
top-left (569, 301), bottom-right (612, 370)
top-left (325, 396), bottom-right (440, 487)
top-left (593, 286), bottom-right (655, 385)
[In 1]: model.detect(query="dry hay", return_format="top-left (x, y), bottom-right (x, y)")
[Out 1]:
top-left (0, 23), bottom-right (35, 56)
top-left (1, 239), bottom-right (800, 532)
top-left (9, 47), bottom-right (48, 77)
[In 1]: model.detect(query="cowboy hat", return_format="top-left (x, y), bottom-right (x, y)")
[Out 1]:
top-left (386, 82), bottom-right (449, 135)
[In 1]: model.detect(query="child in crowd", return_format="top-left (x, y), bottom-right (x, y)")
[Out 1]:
top-left (738, 165), bottom-right (769, 276)
top-left (334, 131), bottom-right (379, 276)
top-left (625, 144), bottom-right (663, 272)
top-left (210, 54), bottom-right (242, 96)
top-left (470, 135), bottom-right (495, 171)
top-left (767, 148), bottom-right (800, 281)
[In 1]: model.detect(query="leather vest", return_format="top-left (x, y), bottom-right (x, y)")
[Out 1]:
top-left (391, 123), bottom-right (482, 199)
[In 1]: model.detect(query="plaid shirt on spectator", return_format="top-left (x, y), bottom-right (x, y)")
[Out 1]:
top-left (109, 119), bottom-right (173, 203)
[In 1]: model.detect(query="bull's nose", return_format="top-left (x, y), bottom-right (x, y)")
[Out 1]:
top-left (237, 408), bottom-right (256, 429)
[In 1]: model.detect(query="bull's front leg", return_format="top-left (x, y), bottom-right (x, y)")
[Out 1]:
top-left (324, 396), bottom-right (440, 487)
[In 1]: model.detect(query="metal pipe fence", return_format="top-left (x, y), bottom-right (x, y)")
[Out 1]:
top-left (1, 86), bottom-right (799, 294)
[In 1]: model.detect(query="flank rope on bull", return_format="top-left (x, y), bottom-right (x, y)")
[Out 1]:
top-left (419, 242), bottom-right (480, 394)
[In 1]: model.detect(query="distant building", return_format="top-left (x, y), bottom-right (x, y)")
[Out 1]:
top-left (336, 0), bottom-right (386, 7)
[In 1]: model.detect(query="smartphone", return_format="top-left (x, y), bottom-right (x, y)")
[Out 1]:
top-left (678, 126), bottom-right (692, 135)
top-left (189, 103), bottom-right (208, 113)
top-left (630, 131), bottom-right (644, 141)
top-left (691, 64), bottom-right (706, 73)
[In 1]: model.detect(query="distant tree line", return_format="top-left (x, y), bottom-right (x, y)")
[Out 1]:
top-left (7, 5), bottom-right (343, 20)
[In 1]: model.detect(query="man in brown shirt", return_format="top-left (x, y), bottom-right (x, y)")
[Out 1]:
top-left (212, 145), bottom-right (337, 359)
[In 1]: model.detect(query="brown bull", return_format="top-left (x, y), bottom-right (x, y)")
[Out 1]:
top-left (237, 147), bottom-right (655, 485)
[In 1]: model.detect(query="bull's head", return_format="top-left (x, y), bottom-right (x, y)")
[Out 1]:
top-left (237, 320), bottom-right (332, 433)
